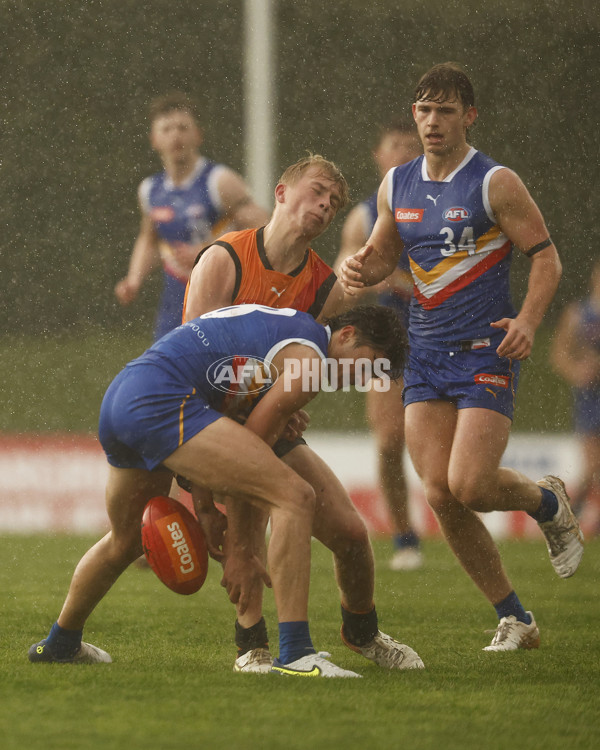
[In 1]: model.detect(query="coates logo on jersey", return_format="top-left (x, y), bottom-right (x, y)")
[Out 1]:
top-left (443, 207), bottom-right (471, 222)
top-left (395, 208), bottom-right (424, 223)
top-left (474, 373), bottom-right (510, 388)
top-left (207, 355), bottom-right (279, 396)
top-left (151, 206), bottom-right (176, 222)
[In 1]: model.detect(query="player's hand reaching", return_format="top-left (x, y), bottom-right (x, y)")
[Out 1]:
top-left (220, 550), bottom-right (272, 615)
top-left (114, 277), bottom-right (140, 305)
top-left (282, 409), bottom-right (310, 441)
top-left (492, 316), bottom-right (535, 360)
top-left (338, 244), bottom-right (374, 295)
top-left (196, 504), bottom-right (228, 562)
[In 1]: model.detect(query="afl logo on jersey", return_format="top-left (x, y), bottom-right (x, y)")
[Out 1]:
top-left (151, 206), bottom-right (176, 222)
top-left (443, 207), bottom-right (471, 222)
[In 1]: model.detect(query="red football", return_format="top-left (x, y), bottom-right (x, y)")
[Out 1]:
top-left (141, 496), bottom-right (209, 595)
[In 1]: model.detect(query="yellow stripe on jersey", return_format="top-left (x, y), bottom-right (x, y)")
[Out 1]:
top-left (178, 389), bottom-right (196, 447)
top-left (409, 225), bottom-right (510, 305)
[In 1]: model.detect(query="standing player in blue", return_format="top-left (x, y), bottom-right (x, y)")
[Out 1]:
top-left (552, 259), bottom-right (600, 531)
top-left (339, 62), bottom-right (584, 651)
top-left (114, 92), bottom-right (269, 340)
top-left (28, 304), bottom-right (423, 676)
top-left (335, 120), bottom-right (424, 571)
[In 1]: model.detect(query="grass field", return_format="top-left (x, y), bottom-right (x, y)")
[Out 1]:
top-left (1, 534), bottom-right (598, 750)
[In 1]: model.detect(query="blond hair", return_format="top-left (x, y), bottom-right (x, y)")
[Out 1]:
top-left (279, 154), bottom-right (349, 210)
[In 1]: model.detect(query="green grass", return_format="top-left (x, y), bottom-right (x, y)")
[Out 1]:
top-left (1, 535), bottom-right (598, 750)
top-left (0, 324), bottom-right (573, 434)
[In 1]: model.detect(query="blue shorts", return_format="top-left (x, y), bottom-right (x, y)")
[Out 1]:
top-left (573, 387), bottom-right (600, 434)
top-left (403, 345), bottom-right (520, 420)
top-left (98, 363), bottom-right (222, 470)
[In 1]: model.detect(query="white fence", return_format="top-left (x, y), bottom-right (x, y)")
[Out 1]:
top-left (0, 432), bottom-right (588, 537)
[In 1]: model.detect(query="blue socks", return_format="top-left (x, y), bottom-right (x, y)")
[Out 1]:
top-left (393, 531), bottom-right (420, 550)
top-left (278, 621), bottom-right (315, 664)
top-left (46, 621), bottom-right (83, 659)
top-left (494, 591), bottom-right (531, 624)
top-left (528, 487), bottom-right (559, 523)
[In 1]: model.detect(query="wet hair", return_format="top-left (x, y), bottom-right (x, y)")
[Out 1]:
top-left (148, 92), bottom-right (200, 124)
top-left (414, 62), bottom-right (475, 110)
top-left (325, 304), bottom-right (408, 379)
top-left (278, 154), bottom-right (350, 210)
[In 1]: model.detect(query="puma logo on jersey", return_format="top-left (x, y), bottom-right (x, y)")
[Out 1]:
top-left (426, 194), bottom-right (440, 206)
top-left (271, 286), bottom-right (286, 298)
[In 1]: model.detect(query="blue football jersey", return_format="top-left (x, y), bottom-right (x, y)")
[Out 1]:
top-left (126, 304), bottom-right (330, 415)
top-left (579, 299), bottom-right (600, 353)
top-left (388, 147), bottom-right (515, 350)
top-left (139, 157), bottom-right (230, 284)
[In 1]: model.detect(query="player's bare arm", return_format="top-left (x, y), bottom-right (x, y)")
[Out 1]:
top-left (489, 168), bottom-right (562, 360)
top-left (315, 279), bottom-right (348, 323)
top-left (334, 203), bottom-right (369, 272)
top-left (114, 213), bottom-right (160, 305)
top-left (183, 244), bottom-right (237, 321)
top-left (338, 175), bottom-right (404, 295)
top-left (243, 343), bottom-right (322, 445)
top-left (217, 168), bottom-right (270, 230)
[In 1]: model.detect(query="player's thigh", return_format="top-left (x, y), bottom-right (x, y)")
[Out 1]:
top-left (404, 400), bottom-right (456, 489)
top-left (366, 378), bottom-right (405, 444)
top-left (283, 445), bottom-right (367, 547)
top-left (447, 407), bottom-right (511, 498)
top-left (164, 418), bottom-right (313, 512)
top-left (105, 465), bottom-right (173, 542)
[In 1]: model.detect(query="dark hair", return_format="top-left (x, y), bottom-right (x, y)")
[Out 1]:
top-left (148, 92), bottom-right (200, 124)
top-left (326, 304), bottom-right (408, 379)
top-left (374, 117), bottom-right (418, 147)
top-left (414, 62), bottom-right (475, 110)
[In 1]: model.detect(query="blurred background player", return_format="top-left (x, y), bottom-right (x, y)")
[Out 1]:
top-left (551, 258), bottom-right (600, 535)
top-left (335, 119), bottom-right (423, 571)
top-left (114, 91), bottom-right (269, 339)
top-left (338, 62), bottom-right (583, 652)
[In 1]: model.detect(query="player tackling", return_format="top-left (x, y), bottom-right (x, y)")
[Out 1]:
top-left (28, 304), bottom-right (423, 677)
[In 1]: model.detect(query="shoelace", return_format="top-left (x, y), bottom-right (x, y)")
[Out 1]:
top-left (542, 507), bottom-right (576, 554)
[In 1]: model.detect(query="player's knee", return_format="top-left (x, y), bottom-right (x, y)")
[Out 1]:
top-left (109, 523), bottom-right (144, 559)
top-left (424, 483), bottom-right (454, 515)
top-left (448, 476), bottom-right (488, 511)
top-left (334, 518), bottom-right (370, 560)
top-left (279, 474), bottom-right (316, 519)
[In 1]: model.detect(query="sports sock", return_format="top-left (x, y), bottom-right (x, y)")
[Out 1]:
top-left (528, 487), bottom-right (559, 523)
top-left (341, 604), bottom-right (378, 647)
top-left (277, 621), bottom-right (315, 664)
top-left (46, 621), bottom-right (83, 659)
top-left (235, 617), bottom-right (269, 657)
top-left (493, 591), bottom-right (532, 624)
top-left (393, 531), bottom-right (420, 550)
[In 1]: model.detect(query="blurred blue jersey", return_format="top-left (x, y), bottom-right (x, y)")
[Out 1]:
top-left (139, 157), bottom-right (230, 339)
